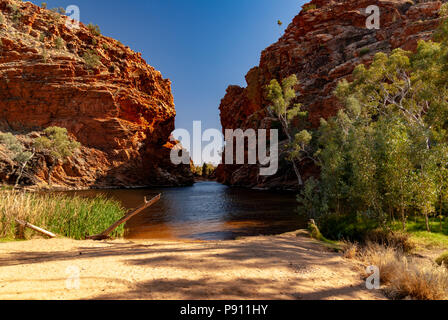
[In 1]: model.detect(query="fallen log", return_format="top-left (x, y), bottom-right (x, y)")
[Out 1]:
top-left (86, 194), bottom-right (161, 241)
top-left (15, 219), bottom-right (57, 239)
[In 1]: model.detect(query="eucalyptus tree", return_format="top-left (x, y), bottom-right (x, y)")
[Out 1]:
top-left (265, 75), bottom-right (315, 186)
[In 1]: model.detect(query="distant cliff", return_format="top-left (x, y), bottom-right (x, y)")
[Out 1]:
top-left (0, 0), bottom-right (193, 188)
top-left (216, 0), bottom-right (444, 190)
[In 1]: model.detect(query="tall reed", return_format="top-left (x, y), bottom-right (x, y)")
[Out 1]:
top-left (0, 191), bottom-right (126, 240)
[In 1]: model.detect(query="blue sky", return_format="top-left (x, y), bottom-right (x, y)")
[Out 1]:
top-left (30, 0), bottom-right (304, 128)
top-left (30, 0), bottom-right (306, 163)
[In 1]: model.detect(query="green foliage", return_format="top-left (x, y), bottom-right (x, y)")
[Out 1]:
top-left (34, 127), bottom-right (80, 160)
top-left (82, 49), bottom-right (101, 70)
top-left (359, 47), bottom-right (370, 57)
top-left (308, 219), bottom-right (325, 241)
top-left (0, 192), bottom-right (126, 240)
top-left (297, 177), bottom-right (325, 218)
top-left (202, 163), bottom-right (216, 177)
top-left (191, 163), bottom-right (216, 177)
top-left (440, 3), bottom-right (448, 17)
top-left (266, 75), bottom-right (313, 186)
top-left (54, 37), bottom-right (64, 50)
top-left (8, 3), bottom-right (21, 24)
top-left (305, 27), bottom-right (448, 239)
top-left (41, 2), bottom-right (47, 9)
top-left (302, 4), bottom-right (317, 12)
top-left (34, 127), bottom-right (80, 186)
top-left (87, 23), bottom-right (101, 36)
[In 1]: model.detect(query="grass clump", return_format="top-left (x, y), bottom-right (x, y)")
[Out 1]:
top-left (87, 23), bottom-right (101, 36)
top-left (82, 49), bottom-right (101, 70)
top-left (436, 252), bottom-right (448, 268)
top-left (440, 2), bottom-right (448, 16)
top-left (54, 37), bottom-right (64, 50)
top-left (359, 47), bottom-right (371, 57)
top-left (0, 191), bottom-right (126, 240)
top-left (302, 4), bottom-right (317, 12)
top-left (8, 4), bottom-right (22, 24)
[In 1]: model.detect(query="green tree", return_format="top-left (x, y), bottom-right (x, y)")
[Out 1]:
top-left (266, 75), bottom-right (314, 186)
top-left (33, 127), bottom-right (80, 187)
top-left (305, 35), bottom-right (448, 236)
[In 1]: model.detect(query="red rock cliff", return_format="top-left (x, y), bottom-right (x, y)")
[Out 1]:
top-left (0, 0), bottom-right (193, 188)
top-left (217, 0), bottom-right (444, 190)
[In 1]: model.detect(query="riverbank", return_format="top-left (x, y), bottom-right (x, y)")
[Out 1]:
top-left (0, 231), bottom-right (385, 300)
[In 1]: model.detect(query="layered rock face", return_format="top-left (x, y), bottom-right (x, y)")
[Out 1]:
top-left (217, 0), bottom-right (444, 190)
top-left (0, 0), bottom-right (193, 188)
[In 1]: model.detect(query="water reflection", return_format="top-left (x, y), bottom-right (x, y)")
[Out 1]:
top-left (68, 182), bottom-right (305, 240)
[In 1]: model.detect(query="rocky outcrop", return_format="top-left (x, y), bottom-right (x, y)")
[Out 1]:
top-left (217, 0), bottom-right (444, 190)
top-left (0, 0), bottom-right (193, 188)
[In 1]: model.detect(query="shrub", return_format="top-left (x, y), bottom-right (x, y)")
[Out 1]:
top-left (436, 252), bottom-right (448, 268)
top-left (440, 2), bottom-right (448, 16)
top-left (41, 3), bottom-right (47, 9)
top-left (308, 219), bottom-right (326, 241)
top-left (317, 212), bottom-right (379, 242)
top-left (8, 4), bottom-right (22, 24)
top-left (302, 4), bottom-right (317, 12)
top-left (82, 49), bottom-right (101, 70)
top-left (359, 47), bottom-right (370, 57)
top-left (34, 127), bottom-right (80, 186)
top-left (54, 37), bottom-right (64, 50)
top-left (0, 132), bottom-right (34, 187)
top-left (87, 23), bottom-right (101, 36)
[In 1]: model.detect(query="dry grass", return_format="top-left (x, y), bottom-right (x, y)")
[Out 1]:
top-left (436, 252), bottom-right (448, 268)
top-left (344, 242), bottom-right (448, 300)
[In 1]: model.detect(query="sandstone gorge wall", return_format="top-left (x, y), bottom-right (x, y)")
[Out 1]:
top-left (0, 0), bottom-right (193, 188)
top-left (216, 0), bottom-right (444, 190)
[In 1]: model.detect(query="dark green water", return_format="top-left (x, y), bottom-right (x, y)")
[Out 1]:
top-left (68, 181), bottom-right (305, 240)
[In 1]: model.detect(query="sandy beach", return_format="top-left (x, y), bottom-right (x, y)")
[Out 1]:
top-left (0, 231), bottom-right (385, 300)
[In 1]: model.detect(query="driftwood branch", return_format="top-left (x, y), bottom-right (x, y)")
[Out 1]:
top-left (15, 219), bottom-right (57, 238)
top-left (86, 194), bottom-right (161, 241)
